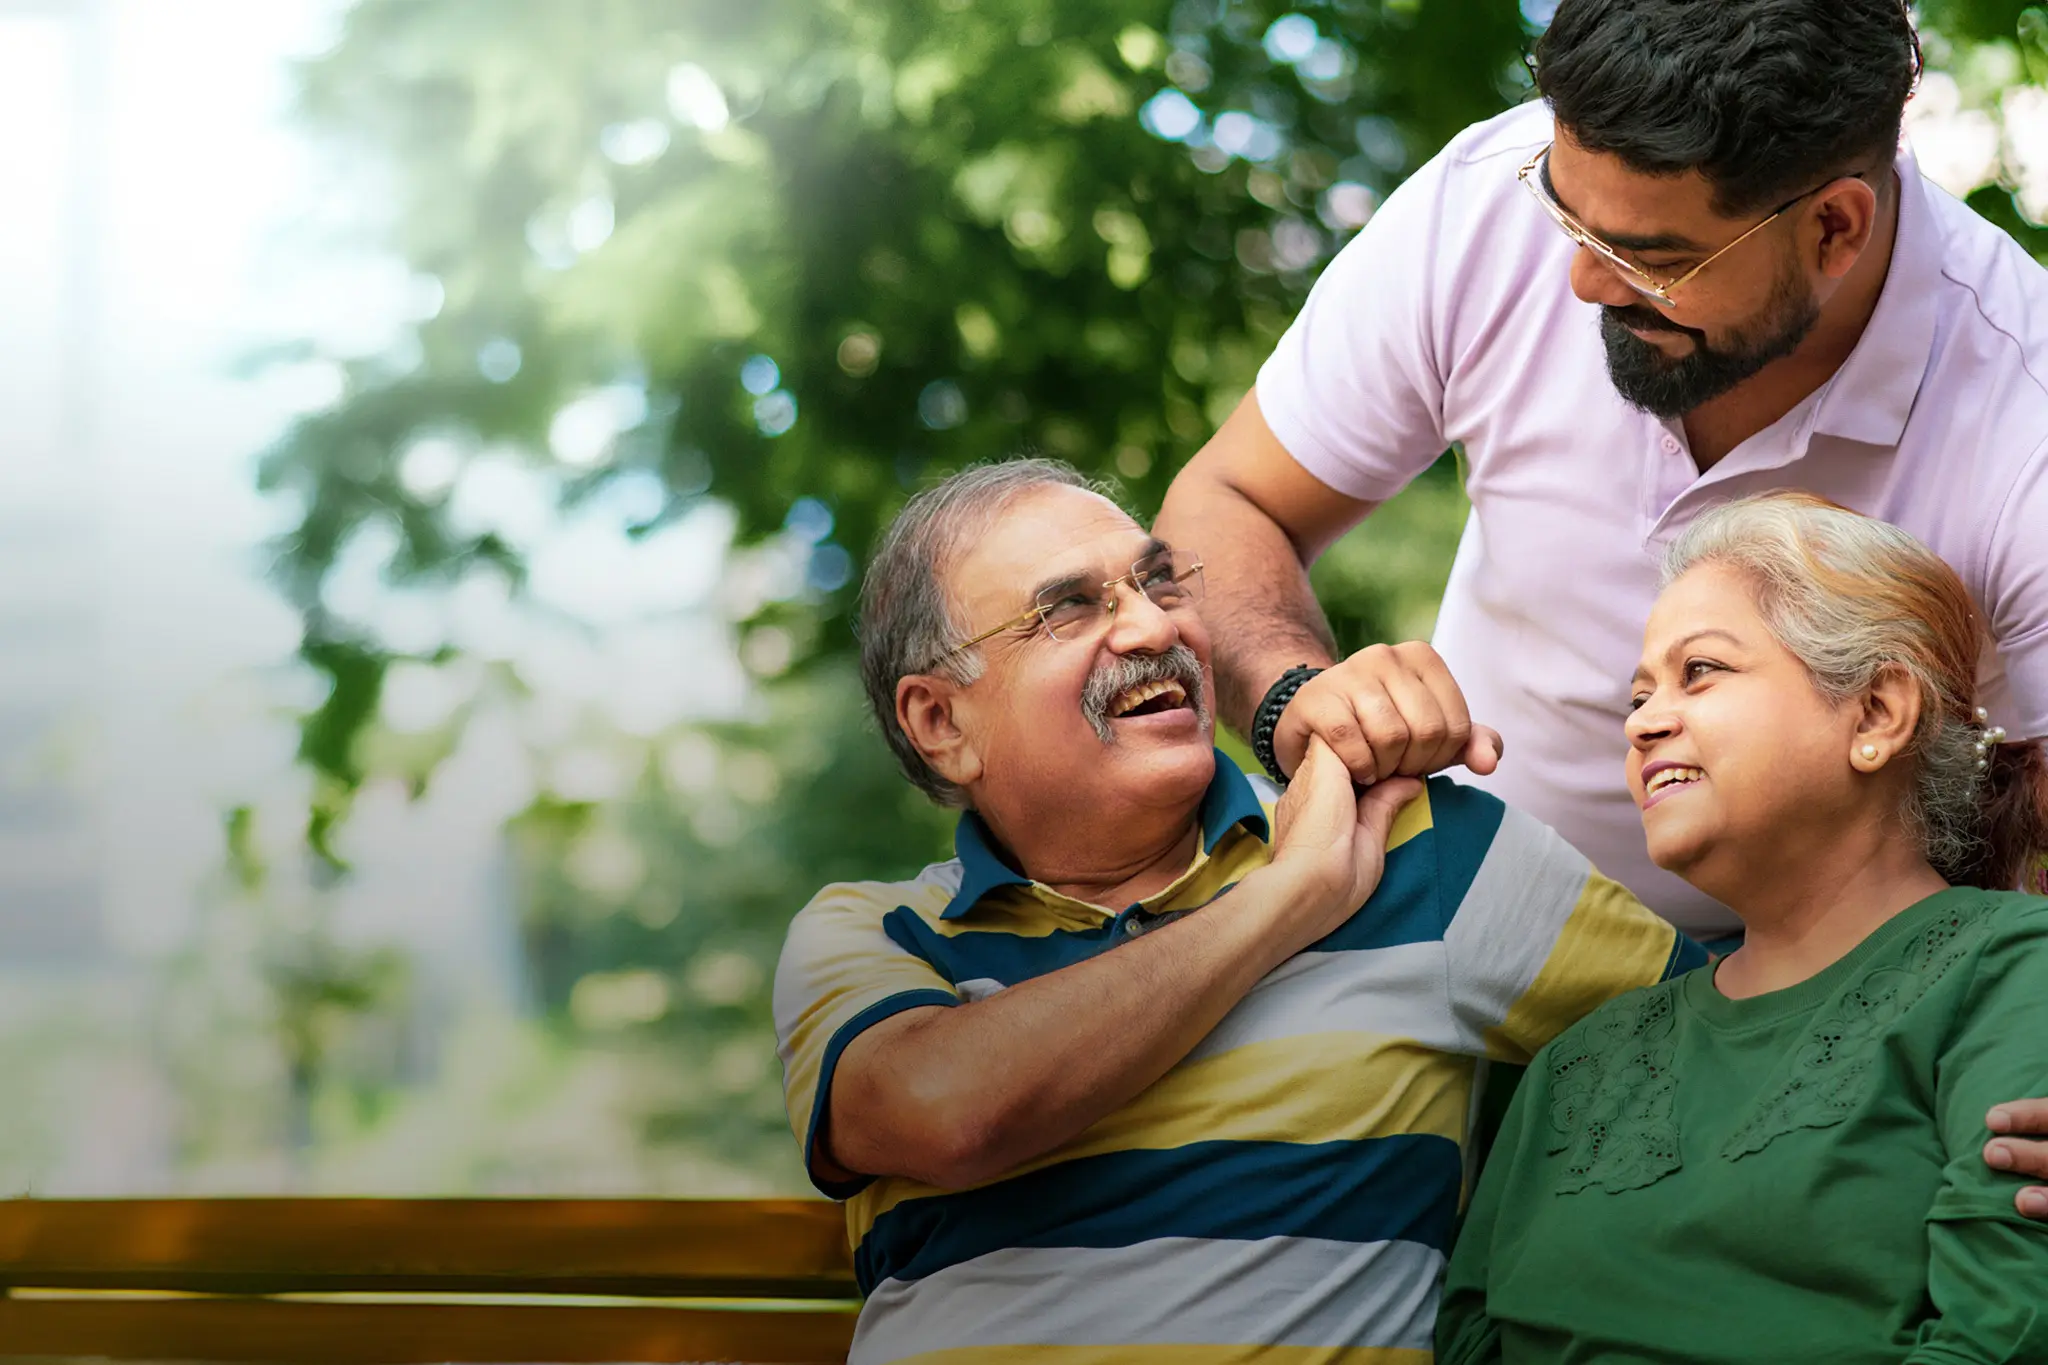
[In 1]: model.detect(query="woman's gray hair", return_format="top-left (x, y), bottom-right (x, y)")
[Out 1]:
top-left (857, 458), bottom-right (1119, 807)
top-left (1663, 493), bottom-right (1989, 880)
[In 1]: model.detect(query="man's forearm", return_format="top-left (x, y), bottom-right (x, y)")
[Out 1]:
top-left (1156, 394), bottom-right (1370, 731)
top-left (1157, 468), bottom-right (1337, 730)
top-left (828, 865), bottom-right (1318, 1188)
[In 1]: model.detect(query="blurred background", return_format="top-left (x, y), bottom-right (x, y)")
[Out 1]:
top-left (1, 0), bottom-right (2042, 1198)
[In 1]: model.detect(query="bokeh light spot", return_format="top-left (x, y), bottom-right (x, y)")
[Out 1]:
top-left (477, 338), bottom-right (522, 383)
top-left (807, 543), bottom-right (853, 592)
top-left (1140, 88), bottom-right (1202, 141)
top-left (549, 385), bottom-right (647, 468)
top-left (1263, 14), bottom-right (1319, 64)
top-left (666, 63), bottom-right (730, 131)
top-left (918, 379), bottom-right (968, 430)
top-left (837, 331), bottom-right (882, 376)
top-left (398, 434), bottom-right (464, 500)
top-left (739, 354), bottom-right (781, 395)
top-left (784, 497), bottom-right (834, 544)
top-left (1320, 181), bottom-right (1377, 230)
top-left (600, 118), bottom-right (671, 165)
top-left (754, 390), bottom-right (798, 436)
top-left (567, 196), bottom-right (616, 253)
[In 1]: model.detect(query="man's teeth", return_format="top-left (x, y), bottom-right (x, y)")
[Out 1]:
top-left (1646, 766), bottom-right (1705, 796)
top-left (1109, 679), bottom-right (1187, 717)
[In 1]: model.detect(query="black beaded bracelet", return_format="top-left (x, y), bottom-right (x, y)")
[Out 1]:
top-left (1250, 665), bottom-right (1324, 783)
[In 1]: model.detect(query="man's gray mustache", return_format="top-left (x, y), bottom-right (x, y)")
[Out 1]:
top-left (1079, 645), bottom-right (1210, 743)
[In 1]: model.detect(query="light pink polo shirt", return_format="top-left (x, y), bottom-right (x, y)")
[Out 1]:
top-left (1257, 101), bottom-right (2048, 935)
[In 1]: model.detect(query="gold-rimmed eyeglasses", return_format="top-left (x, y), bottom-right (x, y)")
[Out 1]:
top-left (939, 547), bottom-right (1205, 660)
top-left (1517, 144), bottom-right (1849, 307)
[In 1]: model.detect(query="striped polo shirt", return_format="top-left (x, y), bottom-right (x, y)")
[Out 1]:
top-left (774, 752), bottom-right (1705, 1365)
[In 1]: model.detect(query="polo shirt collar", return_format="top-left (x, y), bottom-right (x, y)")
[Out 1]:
top-left (940, 749), bottom-right (1271, 920)
top-left (1196, 748), bottom-right (1272, 852)
top-left (1809, 146), bottom-right (1942, 449)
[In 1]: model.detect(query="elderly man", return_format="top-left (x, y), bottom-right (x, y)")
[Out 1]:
top-left (776, 458), bottom-right (1710, 1363)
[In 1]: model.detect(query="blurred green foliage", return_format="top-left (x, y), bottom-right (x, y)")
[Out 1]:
top-left (260, 0), bottom-right (2048, 1179)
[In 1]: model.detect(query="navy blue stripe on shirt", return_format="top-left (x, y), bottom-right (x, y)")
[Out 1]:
top-left (1664, 932), bottom-right (1712, 978)
top-left (1305, 834), bottom-right (1445, 953)
top-left (1424, 776), bottom-right (1506, 916)
top-left (884, 907), bottom-right (1120, 988)
top-left (853, 1132), bottom-right (1462, 1292)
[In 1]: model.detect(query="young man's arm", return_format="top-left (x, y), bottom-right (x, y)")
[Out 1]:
top-left (1153, 392), bottom-right (1363, 731)
top-left (816, 747), bottom-right (1419, 1192)
top-left (1154, 118), bottom-right (1514, 788)
top-left (1155, 396), bottom-right (1502, 785)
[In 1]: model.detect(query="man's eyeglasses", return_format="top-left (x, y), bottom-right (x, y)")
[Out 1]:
top-left (1517, 145), bottom-right (1849, 307)
top-left (940, 548), bottom-right (1205, 660)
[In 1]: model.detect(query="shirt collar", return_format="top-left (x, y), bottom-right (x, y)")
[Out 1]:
top-left (940, 749), bottom-right (1272, 920)
top-left (1810, 144), bottom-right (1943, 449)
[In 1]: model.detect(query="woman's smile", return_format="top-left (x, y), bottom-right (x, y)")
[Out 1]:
top-left (1640, 761), bottom-right (1707, 809)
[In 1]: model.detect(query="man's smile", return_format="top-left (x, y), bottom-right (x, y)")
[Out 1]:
top-left (1108, 678), bottom-right (1191, 718)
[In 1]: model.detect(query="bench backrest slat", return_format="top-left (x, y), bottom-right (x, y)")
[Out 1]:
top-left (0, 1298), bottom-right (859, 1365)
top-left (0, 1198), bottom-right (857, 1299)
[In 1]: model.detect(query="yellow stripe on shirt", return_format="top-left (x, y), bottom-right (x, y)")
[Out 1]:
top-left (1483, 868), bottom-right (1679, 1063)
top-left (848, 1034), bottom-right (1475, 1245)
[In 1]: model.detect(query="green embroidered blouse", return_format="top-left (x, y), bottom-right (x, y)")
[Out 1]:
top-left (1438, 887), bottom-right (2048, 1364)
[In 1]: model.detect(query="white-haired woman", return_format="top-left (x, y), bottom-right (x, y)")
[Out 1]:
top-left (1437, 493), bottom-right (2048, 1362)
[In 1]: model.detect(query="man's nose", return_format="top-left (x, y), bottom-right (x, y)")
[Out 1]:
top-left (1569, 246), bottom-right (1648, 309)
top-left (1105, 584), bottom-right (1179, 654)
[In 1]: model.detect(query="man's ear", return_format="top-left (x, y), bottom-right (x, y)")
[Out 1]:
top-left (1812, 175), bottom-right (1881, 281)
top-left (897, 673), bottom-right (983, 791)
top-left (1852, 664), bottom-right (1923, 771)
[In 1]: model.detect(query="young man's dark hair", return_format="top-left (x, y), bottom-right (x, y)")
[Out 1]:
top-left (1533, 0), bottom-right (1920, 217)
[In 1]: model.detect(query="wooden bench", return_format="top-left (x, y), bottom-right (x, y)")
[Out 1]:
top-left (0, 1198), bottom-right (858, 1363)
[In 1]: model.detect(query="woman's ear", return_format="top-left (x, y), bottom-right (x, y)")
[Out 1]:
top-left (1850, 665), bottom-right (1923, 772)
top-left (897, 674), bottom-right (983, 791)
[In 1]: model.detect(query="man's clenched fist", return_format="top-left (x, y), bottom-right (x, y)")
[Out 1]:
top-left (1272, 641), bottom-right (1503, 785)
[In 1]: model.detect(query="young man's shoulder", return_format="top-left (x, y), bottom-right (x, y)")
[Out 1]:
top-left (1377, 101), bottom-right (1554, 225)
top-left (1442, 100), bottom-right (1555, 171)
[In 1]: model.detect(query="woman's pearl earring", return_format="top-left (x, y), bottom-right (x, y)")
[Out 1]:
top-left (1860, 744), bottom-right (1879, 763)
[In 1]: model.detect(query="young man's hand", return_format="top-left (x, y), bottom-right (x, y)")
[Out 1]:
top-left (1985, 1100), bottom-right (2048, 1218)
top-left (1272, 640), bottom-right (1503, 784)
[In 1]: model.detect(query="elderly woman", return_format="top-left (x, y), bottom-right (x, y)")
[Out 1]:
top-left (1437, 493), bottom-right (2048, 1362)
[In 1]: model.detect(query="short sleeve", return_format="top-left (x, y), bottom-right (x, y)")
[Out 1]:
top-left (1909, 897), bottom-right (2048, 1362)
top-left (772, 884), bottom-right (960, 1197)
top-left (1429, 778), bottom-right (1703, 1064)
top-left (1252, 139), bottom-right (1454, 503)
top-left (1986, 439), bottom-right (2048, 741)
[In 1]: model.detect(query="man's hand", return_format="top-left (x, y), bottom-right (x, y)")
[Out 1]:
top-left (1266, 739), bottom-right (1423, 956)
top-left (1985, 1101), bottom-right (2048, 1219)
top-left (1272, 640), bottom-right (1503, 784)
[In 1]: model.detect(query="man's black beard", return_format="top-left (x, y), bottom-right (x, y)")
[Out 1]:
top-left (1599, 270), bottom-right (1821, 419)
